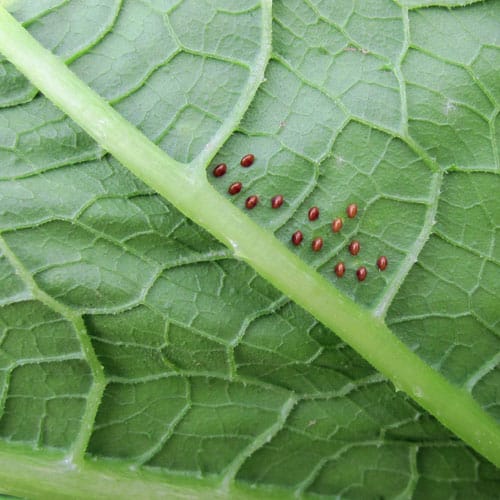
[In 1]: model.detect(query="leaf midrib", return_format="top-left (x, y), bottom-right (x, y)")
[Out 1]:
top-left (0, 3), bottom-right (499, 493)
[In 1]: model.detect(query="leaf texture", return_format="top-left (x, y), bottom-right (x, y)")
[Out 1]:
top-left (0, 0), bottom-right (499, 498)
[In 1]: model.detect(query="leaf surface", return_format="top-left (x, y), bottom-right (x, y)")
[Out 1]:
top-left (0, 0), bottom-right (499, 498)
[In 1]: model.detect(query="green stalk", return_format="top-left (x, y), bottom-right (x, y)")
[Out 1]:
top-left (0, 5), bottom-right (499, 487)
top-left (0, 443), bottom-right (288, 499)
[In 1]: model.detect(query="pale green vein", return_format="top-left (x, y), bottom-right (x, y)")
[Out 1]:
top-left (0, 370), bottom-right (11, 422)
top-left (0, 442), bottom-right (289, 500)
top-left (64, 0), bottom-right (123, 66)
top-left (433, 228), bottom-right (500, 267)
top-left (108, 50), bottom-right (181, 108)
top-left (0, 235), bottom-right (106, 466)
top-left (137, 393), bottom-right (191, 466)
top-left (396, 0), bottom-right (488, 10)
top-left (294, 440), bottom-right (398, 497)
top-left (464, 351), bottom-right (500, 392)
top-left (10, 353), bottom-right (84, 368)
top-left (302, 0), bottom-right (390, 64)
top-left (300, 373), bottom-right (387, 401)
top-left (105, 372), bottom-right (292, 402)
top-left (1, 2), bottom-right (500, 472)
top-left (490, 110), bottom-right (500, 170)
top-left (166, 317), bottom-right (233, 347)
top-left (395, 5), bottom-right (410, 136)
top-left (372, 171), bottom-right (443, 318)
top-left (189, 0), bottom-right (273, 172)
top-left (395, 445), bottom-right (419, 500)
top-left (270, 50), bottom-right (441, 174)
top-left (388, 311), bottom-right (471, 325)
top-left (446, 165), bottom-right (500, 174)
top-left (220, 395), bottom-right (297, 491)
top-left (18, 0), bottom-right (70, 27)
top-left (404, 80), bottom-right (492, 122)
top-left (227, 294), bottom-right (289, 379)
top-left (0, 236), bottom-right (106, 464)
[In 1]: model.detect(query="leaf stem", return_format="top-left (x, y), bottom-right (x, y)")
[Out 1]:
top-left (0, 442), bottom-right (287, 499)
top-left (0, 3), bottom-right (499, 472)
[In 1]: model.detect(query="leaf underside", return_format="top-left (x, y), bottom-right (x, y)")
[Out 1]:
top-left (0, 0), bottom-right (500, 498)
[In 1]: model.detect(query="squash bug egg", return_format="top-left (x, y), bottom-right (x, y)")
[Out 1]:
top-left (245, 195), bottom-right (259, 209)
top-left (228, 182), bottom-right (242, 195)
top-left (331, 218), bottom-right (343, 233)
top-left (291, 231), bottom-right (303, 246)
top-left (377, 255), bottom-right (388, 271)
top-left (213, 163), bottom-right (227, 177)
top-left (356, 266), bottom-right (367, 281)
top-left (311, 237), bottom-right (323, 252)
top-left (271, 195), bottom-right (284, 209)
top-left (240, 154), bottom-right (255, 167)
top-left (349, 240), bottom-right (360, 256)
top-left (346, 203), bottom-right (358, 218)
top-left (308, 206), bottom-right (320, 221)
top-left (334, 262), bottom-right (345, 277)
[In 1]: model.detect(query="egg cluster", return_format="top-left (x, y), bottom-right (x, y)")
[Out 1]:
top-left (212, 155), bottom-right (388, 282)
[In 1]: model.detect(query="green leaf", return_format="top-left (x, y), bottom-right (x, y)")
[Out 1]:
top-left (0, 0), bottom-right (499, 498)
